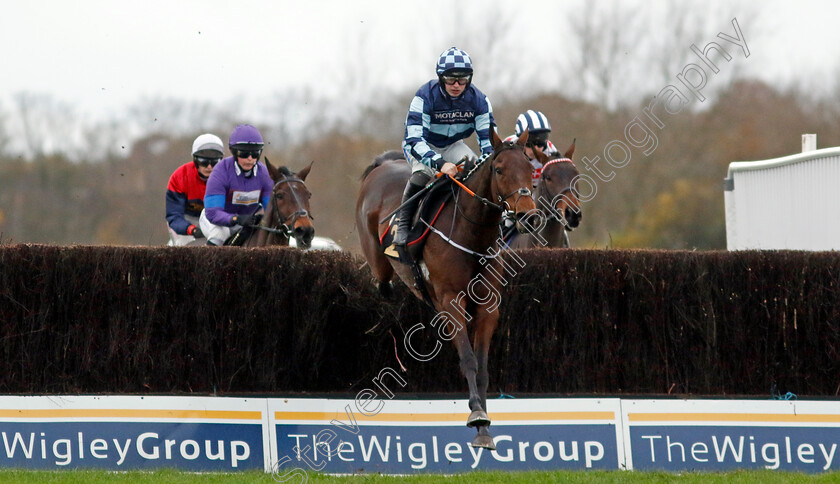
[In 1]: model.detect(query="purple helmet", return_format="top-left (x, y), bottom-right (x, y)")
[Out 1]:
top-left (229, 124), bottom-right (264, 148)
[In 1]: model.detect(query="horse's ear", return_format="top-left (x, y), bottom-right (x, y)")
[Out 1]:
top-left (264, 157), bottom-right (280, 182)
top-left (564, 138), bottom-right (576, 160)
top-left (517, 128), bottom-right (529, 147)
top-left (297, 160), bottom-right (314, 181)
top-left (491, 126), bottom-right (502, 151)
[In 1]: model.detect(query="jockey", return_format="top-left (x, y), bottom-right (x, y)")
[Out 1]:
top-left (395, 46), bottom-right (495, 250)
top-left (504, 110), bottom-right (558, 187)
top-left (165, 133), bottom-right (224, 246)
top-left (199, 124), bottom-right (274, 246)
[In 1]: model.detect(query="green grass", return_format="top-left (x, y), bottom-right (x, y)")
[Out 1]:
top-left (2, 470), bottom-right (840, 483)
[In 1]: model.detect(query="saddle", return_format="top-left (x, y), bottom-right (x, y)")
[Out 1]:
top-left (380, 177), bottom-right (455, 263)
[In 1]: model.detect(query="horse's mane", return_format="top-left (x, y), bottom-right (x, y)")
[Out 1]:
top-left (276, 166), bottom-right (293, 177)
top-left (361, 150), bottom-right (405, 180)
top-left (460, 143), bottom-right (520, 182)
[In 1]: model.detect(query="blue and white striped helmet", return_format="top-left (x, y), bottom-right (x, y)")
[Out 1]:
top-left (436, 47), bottom-right (473, 76)
top-left (515, 110), bottom-right (552, 136)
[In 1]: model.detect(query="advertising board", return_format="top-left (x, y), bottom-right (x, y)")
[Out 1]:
top-left (0, 396), bottom-right (270, 471)
top-left (269, 398), bottom-right (625, 474)
top-left (622, 399), bottom-right (840, 472)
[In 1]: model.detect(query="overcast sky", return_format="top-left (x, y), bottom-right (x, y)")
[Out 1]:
top-left (2, 0), bottom-right (839, 123)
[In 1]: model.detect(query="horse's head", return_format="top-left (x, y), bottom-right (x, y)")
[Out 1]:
top-left (534, 141), bottom-right (582, 230)
top-left (265, 159), bottom-right (315, 248)
top-left (490, 128), bottom-right (538, 233)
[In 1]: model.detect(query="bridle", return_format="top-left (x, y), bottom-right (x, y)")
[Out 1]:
top-left (257, 176), bottom-right (313, 237)
top-left (537, 157), bottom-right (576, 229)
top-left (455, 142), bottom-right (534, 213)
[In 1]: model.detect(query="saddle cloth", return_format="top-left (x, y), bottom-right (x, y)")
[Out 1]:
top-left (380, 178), bottom-right (454, 263)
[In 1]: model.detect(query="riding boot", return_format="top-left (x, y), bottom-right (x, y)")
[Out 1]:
top-left (393, 180), bottom-right (425, 249)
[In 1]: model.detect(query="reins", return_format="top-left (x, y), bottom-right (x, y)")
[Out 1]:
top-left (448, 170), bottom-right (505, 212)
top-left (435, 142), bottom-right (535, 255)
top-left (254, 176), bottom-right (312, 238)
top-left (454, 143), bottom-right (533, 212)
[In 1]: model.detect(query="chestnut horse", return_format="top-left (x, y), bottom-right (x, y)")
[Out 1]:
top-left (506, 141), bottom-right (582, 249)
top-left (356, 130), bottom-right (537, 450)
top-left (244, 159), bottom-right (315, 248)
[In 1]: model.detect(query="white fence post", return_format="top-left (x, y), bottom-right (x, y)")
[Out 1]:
top-left (802, 133), bottom-right (817, 152)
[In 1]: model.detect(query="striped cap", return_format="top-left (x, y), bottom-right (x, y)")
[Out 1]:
top-left (436, 47), bottom-right (473, 75)
top-left (515, 110), bottom-right (551, 136)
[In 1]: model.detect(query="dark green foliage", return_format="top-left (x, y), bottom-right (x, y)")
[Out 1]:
top-left (1, 246), bottom-right (839, 397)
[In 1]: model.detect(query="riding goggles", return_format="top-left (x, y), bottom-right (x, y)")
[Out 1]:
top-left (442, 75), bottom-right (471, 86)
top-left (234, 149), bottom-right (262, 160)
top-left (194, 156), bottom-right (221, 167)
top-left (528, 134), bottom-right (549, 149)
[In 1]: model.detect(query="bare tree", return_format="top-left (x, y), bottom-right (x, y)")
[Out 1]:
top-left (568, 0), bottom-right (645, 111)
top-left (442, 3), bottom-right (518, 100)
top-left (12, 92), bottom-right (81, 160)
top-left (0, 105), bottom-right (10, 157)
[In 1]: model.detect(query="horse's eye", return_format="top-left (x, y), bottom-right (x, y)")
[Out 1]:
top-left (544, 175), bottom-right (552, 182)
top-left (494, 168), bottom-right (502, 175)
top-left (275, 192), bottom-right (284, 199)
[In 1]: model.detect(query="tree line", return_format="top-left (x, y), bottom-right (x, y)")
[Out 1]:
top-left (1, 77), bottom-right (836, 252)
top-left (1, 2), bottom-right (836, 251)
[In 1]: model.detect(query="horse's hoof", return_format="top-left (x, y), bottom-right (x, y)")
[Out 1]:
top-left (467, 410), bottom-right (491, 428)
top-left (471, 434), bottom-right (496, 450)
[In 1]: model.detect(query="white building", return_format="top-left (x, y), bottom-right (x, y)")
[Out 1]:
top-left (724, 135), bottom-right (840, 250)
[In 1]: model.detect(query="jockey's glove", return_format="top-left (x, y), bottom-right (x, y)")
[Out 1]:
top-left (232, 213), bottom-right (262, 227)
top-left (190, 226), bottom-right (204, 239)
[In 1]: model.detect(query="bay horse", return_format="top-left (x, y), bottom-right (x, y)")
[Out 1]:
top-left (506, 141), bottom-right (582, 249)
top-left (244, 159), bottom-right (315, 248)
top-left (356, 130), bottom-right (537, 450)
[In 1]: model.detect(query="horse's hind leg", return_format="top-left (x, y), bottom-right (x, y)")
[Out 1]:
top-left (358, 217), bottom-right (395, 291)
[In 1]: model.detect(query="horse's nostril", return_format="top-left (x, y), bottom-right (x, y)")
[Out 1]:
top-left (565, 208), bottom-right (581, 227)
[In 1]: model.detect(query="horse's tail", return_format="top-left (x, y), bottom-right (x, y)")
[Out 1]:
top-left (361, 150), bottom-right (405, 180)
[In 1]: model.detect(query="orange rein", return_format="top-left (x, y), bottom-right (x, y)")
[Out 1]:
top-left (441, 172), bottom-right (478, 198)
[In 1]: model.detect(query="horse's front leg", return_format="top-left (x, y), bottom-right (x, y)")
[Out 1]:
top-left (470, 305), bottom-right (500, 450)
top-left (451, 322), bottom-right (487, 427)
top-left (474, 304), bottom-right (500, 411)
top-left (444, 291), bottom-right (488, 428)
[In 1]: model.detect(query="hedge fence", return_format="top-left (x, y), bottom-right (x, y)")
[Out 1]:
top-left (1, 244), bottom-right (838, 397)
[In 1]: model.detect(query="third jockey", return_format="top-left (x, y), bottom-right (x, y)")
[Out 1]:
top-left (504, 109), bottom-right (557, 187)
